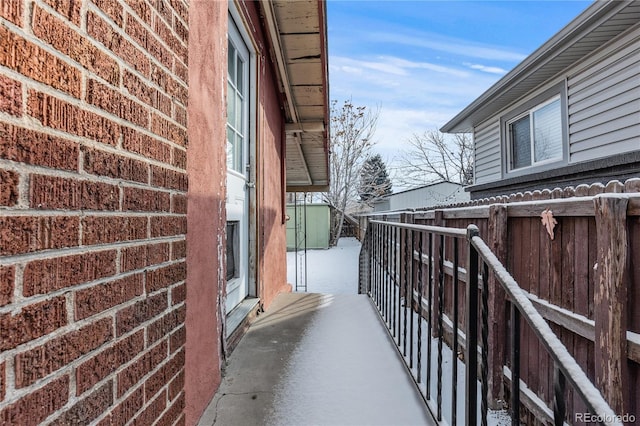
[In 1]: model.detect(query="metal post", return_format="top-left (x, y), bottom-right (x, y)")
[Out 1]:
top-left (466, 225), bottom-right (480, 426)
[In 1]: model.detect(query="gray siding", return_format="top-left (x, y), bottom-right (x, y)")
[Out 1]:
top-left (473, 120), bottom-right (501, 184)
top-left (568, 25), bottom-right (640, 163)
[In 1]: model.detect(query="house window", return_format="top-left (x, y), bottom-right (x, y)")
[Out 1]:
top-left (227, 20), bottom-right (249, 173)
top-left (508, 96), bottom-right (562, 170)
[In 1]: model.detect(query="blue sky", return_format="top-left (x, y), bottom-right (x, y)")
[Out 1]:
top-left (327, 0), bottom-right (593, 171)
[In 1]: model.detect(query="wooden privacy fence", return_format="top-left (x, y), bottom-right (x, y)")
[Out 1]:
top-left (358, 183), bottom-right (640, 425)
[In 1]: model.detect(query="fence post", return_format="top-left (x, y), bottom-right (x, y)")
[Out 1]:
top-left (593, 195), bottom-right (629, 414)
top-left (487, 204), bottom-right (508, 409)
top-left (466, 225), bottom-right (480, 425)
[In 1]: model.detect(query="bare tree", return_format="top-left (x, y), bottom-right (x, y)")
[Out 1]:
top-left (324, 100), bottom-right (379, 246)
top-left (395, 129), bottom-right (473, 187)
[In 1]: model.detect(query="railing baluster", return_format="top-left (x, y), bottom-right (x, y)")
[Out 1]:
top-left (553, 364), bottom-right (566, 426)
top-left (417, 231), bottom-right (423, 384)
top-left (403, 227), bottom-right (408, 356)
top-left (452, 238), bottom-right (459, 426)
top-left (409, 228), bottom-right (414, 369)
top-left (392, 226), bottom-right (397, 338)
top-left (427, 232), bottom-right (433, 399)
top-left (466, 226), bottom-right (480, 426)
top-left (437, 234), bottom-right (444, 421)
top-left (511, 302), bottom-right (521, 426)
top-left (481, 262), bottom-right (489, 426)
top-left (384, 225), bottom-right (389, 324)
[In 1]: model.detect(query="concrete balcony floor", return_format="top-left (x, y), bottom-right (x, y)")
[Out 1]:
top-left (198, 292), bottom-right (436, 425)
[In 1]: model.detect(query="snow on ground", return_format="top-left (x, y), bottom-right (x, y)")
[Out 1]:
top-left (286, 237), bottom-right (361, 294)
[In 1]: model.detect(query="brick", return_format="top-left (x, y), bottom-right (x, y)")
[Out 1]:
top-left (75, 273), bottom-right (144, 320)
top-left (0, 123), bottom-right (79, 170)
top-left (117, 340), bottom-right (166, 397)
top-left (174, 104), bottom-right (187, 128)
top-left (167, 77), bottom-right (188, 106)
top-left (82, 216), bottom-right (148, 245)
top-left (153, 0), bottom-right (173, 24)
top-left (27, 91), bottom-right (120, 146)
top-left (154, 14), bottom-right (187, 64)
top-left (168, 370), bottom-right (183, 401)
top-left (87, 79), bottom-right (149, 128)
top-left (15, 318), bottom-right (112, 387)
top-left (0, 0), bottom-right (23, 26)
top-left (151, 215), bottom-right (186, 238)
top-left (0, 361), bottom-right (4, 401)
top-left (0, 216), bottom-right (79, 256)
top-left (50, 381), bottom-right (113, 426)
top-left (76, 330), bottom-right (144, 394)
top-left (32, 5), bottom-right (119, 85)
top-left (116, 292), bottom-right (167, 336)
top-left (174, 60), bottom-right (187, 85)
top-left (88, 11), bottom-right (150, 76)
top-left (171, 194), bottom-right (187, 214)
top-left (0, 169), bottom-right (19, 206)
top-left (171, 239), bottom-right (186, 260)
top-left (0, 266), bottom-right (13, 307)
top-left (97, 386), bottom-right (143, 426)
top-left (83, 146), bottom-right (149, 183)
top-left (121, 242), bottom-right (170, 272)
top-left (125, 13), bottom-right (149, 50)
top-left (151, 166), bottom-right (187, 191)
top-left (156, 392), bottom-right (184, 426)
top-left (122, 126), bottom-right (171, 163)
top-left (122, 186), bottom-right (170, 212)
top-left (124, 0), bottom-right (151, 25)
top-left (147, 305), bottom-right (185, 345)
top-left (150, 62), bottom-right (170, 92)
top-left (0, 27), bottom-right (81, 97)
top-left (151, 113), bottom-right (187, 146)
top-left (170, 0), bottom-right (188, 24)
top-left (43, 0), bottom-right (81, 25)
top-left (30, 174), bottom-right (119, 210)
top-left (173, 11), bottom-right (188, 43)
top-left (144, 348), bottom-right (184, 401)
top-left (23, 250), bottom-right (117, 297)
top-left (123, 69), bottom-right (172, 117)
top-left (169, 326), bottom-right (185, 354)
top-left (0, 297), bottom-right (67, 351)
top-left (146, 262), bottom-right (185, 294)
top-left (0, 376), bottom-right (69, 426)
top-left (0, 74), bottom-right (22, 116)
top-left (171, 283), bottom-right (185, 306)
top-left (133, 389), bottom-right (166, 425)
top-left (92, 0), bottom-right (123, 27)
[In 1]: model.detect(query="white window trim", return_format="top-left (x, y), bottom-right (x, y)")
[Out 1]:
top-left (501, 82), bottom-right (568, 178)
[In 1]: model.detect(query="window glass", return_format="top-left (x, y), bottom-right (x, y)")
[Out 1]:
top-left (226, 32), bottom-right (247, 173)
top-left (511, 115), bottom-right (531, 169)
top-left (533, 99), bottom-right (562, 162)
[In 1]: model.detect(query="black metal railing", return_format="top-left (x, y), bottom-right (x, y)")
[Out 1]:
top-left (359, 219), bottom-right (621, 426)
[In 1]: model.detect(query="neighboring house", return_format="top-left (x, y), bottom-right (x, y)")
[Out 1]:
top-left (0, 1), bottom-right (328, 425)
top-left (441, 0), bottom-right (640, 199)
top-left (372, 181), bottom-right (469, 212)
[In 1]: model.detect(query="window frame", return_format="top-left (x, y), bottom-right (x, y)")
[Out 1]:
top-left (500, 82), bottom-right (568, 178)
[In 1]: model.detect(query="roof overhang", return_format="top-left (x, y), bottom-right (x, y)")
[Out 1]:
top-left (441, 0), bottom-right (640, 133)
top-left (260, 0), bottom-right (330, 192)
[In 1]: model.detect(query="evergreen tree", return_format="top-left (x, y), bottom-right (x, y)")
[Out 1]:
top-left (358, 154), bottom-right (392, 204)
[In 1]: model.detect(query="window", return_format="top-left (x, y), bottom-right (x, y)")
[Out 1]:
top-left (227, 20), bottom-right (249, 173)
top-left (507, 96), bottom-right (563, 171)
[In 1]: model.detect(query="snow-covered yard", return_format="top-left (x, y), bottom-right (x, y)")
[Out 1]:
top-left (286, 237), bottom-right (361, 294)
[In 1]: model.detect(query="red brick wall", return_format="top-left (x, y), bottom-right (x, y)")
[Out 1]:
top-left (0, 1), bottom-right (188, 425)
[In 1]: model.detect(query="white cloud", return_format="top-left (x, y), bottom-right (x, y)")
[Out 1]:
top-left (369, 31), bottom-right (527, 62)
top-left (464, 63), bottom-right (507, 75)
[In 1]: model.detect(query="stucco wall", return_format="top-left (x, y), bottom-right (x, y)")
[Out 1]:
top-left (185, 1), bottom-right (226, 424)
